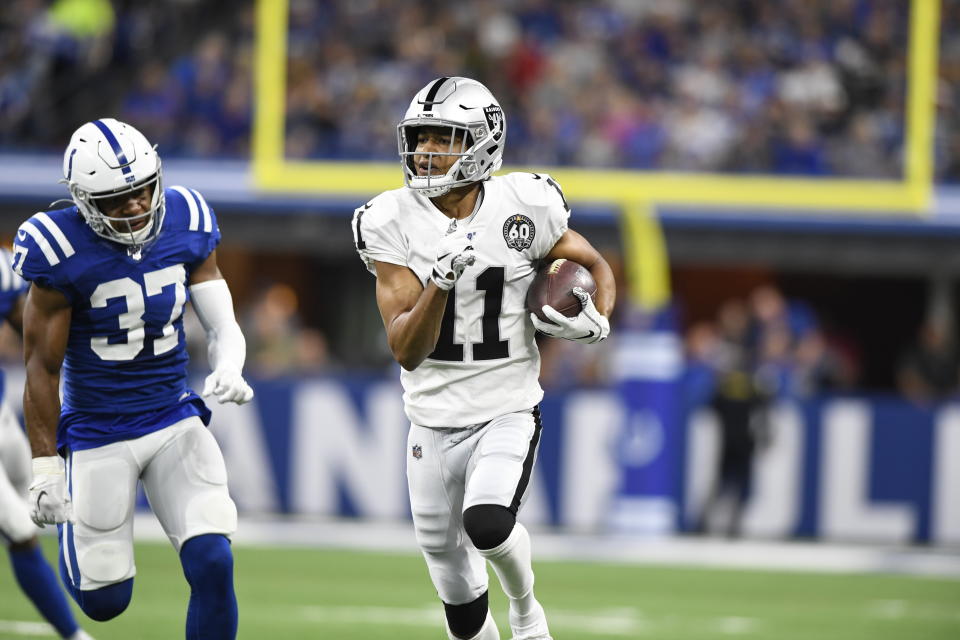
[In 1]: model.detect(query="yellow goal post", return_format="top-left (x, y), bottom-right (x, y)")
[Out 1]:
top-left (253, 0), bottom-right (940, 309)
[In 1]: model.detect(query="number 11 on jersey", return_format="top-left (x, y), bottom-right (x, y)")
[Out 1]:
top-left (429, 266), bottom-right (509, 362)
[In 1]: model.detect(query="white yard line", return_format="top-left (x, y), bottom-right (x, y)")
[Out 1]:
top-left (298, 604), bottom-right (649, 636)
top-left (0, 620), bottom-right (56, 637)
top-left (297, 605), bottom-right (767, 636)
top-left (866, 599), bottom-right (960, 622)
top-left (868, 599), bottom-right (908, 619)
top-left (714, 616), bottom-right (759, 634)
top-left (548, 608), bottom-right (650, 635)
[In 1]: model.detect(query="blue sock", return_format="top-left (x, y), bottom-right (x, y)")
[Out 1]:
top-left (9, 543), bottom-right (79, 638)
top-left (180, 534), bottom-right (237, 640)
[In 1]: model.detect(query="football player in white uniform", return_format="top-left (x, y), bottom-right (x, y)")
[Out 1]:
top-left (0, 250), bottom-right (93, 640)
top-left (352, 77), bottom-right (615, 640)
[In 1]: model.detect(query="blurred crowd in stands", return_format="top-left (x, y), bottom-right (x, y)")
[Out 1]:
top-left (544, 276), bottom-right (960, 409)
top-left (539, 282), bottom-right (862, 400)
top-left (3, 0), bottom-right (960, 400)
top-left (681, 285), bottom-right (857, 405)
top-left (3, 0), bottom-right (960, 180)
top-left (896, 308), bottom-right (960, 405)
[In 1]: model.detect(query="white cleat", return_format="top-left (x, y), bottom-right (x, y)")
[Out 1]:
top-left (69, 631), bottom-right (95, 640)
top-left (509, 600), bottom-right (552, 640)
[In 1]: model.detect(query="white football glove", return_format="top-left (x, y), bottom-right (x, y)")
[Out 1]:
top-left (202, 366), bottom-right (254, 404)
top-left (530, 286), bottom-right (610, 344)
top-left (431, 223), bottom-right (476, 291)
top-left (29, 456), bottom-right (73, 527)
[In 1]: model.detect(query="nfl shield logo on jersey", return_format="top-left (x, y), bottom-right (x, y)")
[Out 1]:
top-left (412, 444), bottom-right (423, 460)
top-left (502, 214), bottom-right (535, 251)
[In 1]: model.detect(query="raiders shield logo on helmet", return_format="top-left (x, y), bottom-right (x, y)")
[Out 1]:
top-left (484, 105), bottom-right (504, 141)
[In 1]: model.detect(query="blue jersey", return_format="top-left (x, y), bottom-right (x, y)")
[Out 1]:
top-left (12, 186), bottom-right (220, 451)
top-left (0, 247), bottom-right (29, 404)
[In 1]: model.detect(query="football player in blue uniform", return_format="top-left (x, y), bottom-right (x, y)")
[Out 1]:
top-left (12, 118), bottom-right (254, 640)
top-left (0, 248), bottom-right (93, 640)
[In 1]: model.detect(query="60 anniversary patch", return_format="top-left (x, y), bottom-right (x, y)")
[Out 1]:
top-left (503, 214), bottom-right (535, 251)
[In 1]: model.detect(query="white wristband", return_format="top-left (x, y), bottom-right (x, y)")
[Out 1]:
top-left (32, 456), bottom-right (63, 476)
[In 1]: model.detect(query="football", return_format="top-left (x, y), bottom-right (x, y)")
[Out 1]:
top-left (526, 258), bottom-right (597, 322)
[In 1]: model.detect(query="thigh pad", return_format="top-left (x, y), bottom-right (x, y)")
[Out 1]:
top-left (73, 457), bottom-right (137, 532)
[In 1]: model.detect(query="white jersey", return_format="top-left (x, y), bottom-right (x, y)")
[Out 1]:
top-left (353, 172), bottom-right (570, 427)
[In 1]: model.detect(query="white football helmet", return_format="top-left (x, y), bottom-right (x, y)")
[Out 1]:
top-left (63, 118), bottom-right (164, 248)
top-left (398, 77), bottom-right (506, 197)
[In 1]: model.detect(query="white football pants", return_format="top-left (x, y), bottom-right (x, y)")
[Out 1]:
top-left (407, 407), bottom-right (542, 605)
top-left (60, 417), bottom-right (237, 591)
top-left (0, 401), bottom-right (37, 545)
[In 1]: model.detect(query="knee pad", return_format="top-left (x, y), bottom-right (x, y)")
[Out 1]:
top-left (72, 579), bottom-right (134, 621)
top-left (444, 590), bottom-right (489, 639)
top-left (463, 504), bottom-right (515, 551)
top-left (180, 534), bottom-right (233, 589)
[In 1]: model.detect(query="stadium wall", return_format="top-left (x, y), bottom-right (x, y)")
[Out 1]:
top-left (0, 367), bottom-right (938, 546)
top-left (210, 376), bottom-right (959, 546)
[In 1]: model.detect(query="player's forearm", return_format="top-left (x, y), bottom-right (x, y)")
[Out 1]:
top-left (205, 321), bottom-right (247, 372)
top-left (588, 256), bottom-right (616, 318)
top-left (190, 279), bottom-right (247, 373)
top-left (23, 368), bottom-right (61, 458)
top-left (388, 284), bottom-right (448, 371)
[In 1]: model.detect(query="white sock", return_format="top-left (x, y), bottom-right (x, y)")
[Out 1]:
top-left (68, 631), bottom-right (95, 640)
top-left (478, 523), bottom-right (537, 617)
top-left (447, 610), bottom-right (500, 640)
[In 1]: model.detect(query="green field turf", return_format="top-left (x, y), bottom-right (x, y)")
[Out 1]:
top-left (1, 539), bottom-right (957, 639)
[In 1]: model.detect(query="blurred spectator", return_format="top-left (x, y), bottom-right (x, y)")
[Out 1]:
top-left (772, 114), bottom-right (828, 175)
top-left (896, 314), bottom-right (960, 405)
top-left (685, 284), bottom-right (858, 404)
top-left (244, 282), bottom-right (301, 376)
top-left (754, 321), bottom-right (795, 399)
top-left (242, 281), bottom-right (333, 377)
top-left (694, 298), bottom-right (770, 538)
top-left (791, 327), bottom-right (857, 396)
top-left (749, 284), bottom-right (818, 345)
top-left (683, 283), bottom-right (866, 534)
top-left (538, 336), bottom-right (608, 391)
top-left (296, 327), bottom-right (336, 375)
top-left (828, 113), bottom-right (897, 178)
top-left (682, 320), bottom-right (720, 407)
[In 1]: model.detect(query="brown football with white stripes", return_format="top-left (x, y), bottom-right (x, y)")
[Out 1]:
top-left (525, 258), bottom-right (597, 323)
